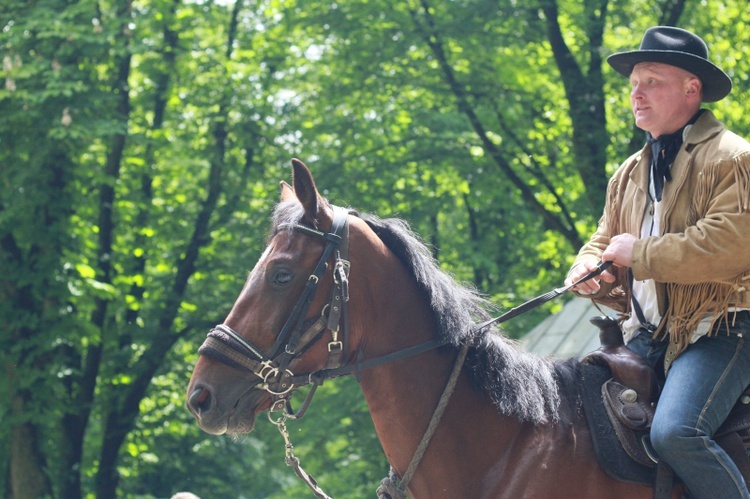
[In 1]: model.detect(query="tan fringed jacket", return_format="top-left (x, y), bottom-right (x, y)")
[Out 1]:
top-left (571, 110), bottom-right (750, 367)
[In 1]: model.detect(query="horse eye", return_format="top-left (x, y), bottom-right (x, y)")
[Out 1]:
top-left (273, 270), bottom-right (294, 285)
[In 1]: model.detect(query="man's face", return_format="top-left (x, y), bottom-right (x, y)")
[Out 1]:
top-left (629, 62), bottom-right (701, 137)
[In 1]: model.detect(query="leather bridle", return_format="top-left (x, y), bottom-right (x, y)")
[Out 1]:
top-left (198, 206), bottom-right (352, 418)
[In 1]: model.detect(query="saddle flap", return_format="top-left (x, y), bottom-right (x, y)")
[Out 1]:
top-left (581, 362), bottom-right (750, 490)
top-left (601, 379), bottom-right (656, 467)
top-left (602, 379), bottom-right (654, 430)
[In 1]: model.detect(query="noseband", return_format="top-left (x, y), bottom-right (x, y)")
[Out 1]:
top-left (198, 206), bottom-right (352, 418)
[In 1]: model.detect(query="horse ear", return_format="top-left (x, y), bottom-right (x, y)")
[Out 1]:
top-left (290, 158), bottom-right (323, 224)
top-left (279, 181), bottom-right (294, 202)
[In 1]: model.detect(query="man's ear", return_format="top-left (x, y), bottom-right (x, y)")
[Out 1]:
top-left (686, 76), bottom-right (703, 102)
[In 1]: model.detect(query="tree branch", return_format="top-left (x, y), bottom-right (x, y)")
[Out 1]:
top-left (539, 0), bottom-right (609, 204)
top-left (408, 0), bottom-right (583, 249)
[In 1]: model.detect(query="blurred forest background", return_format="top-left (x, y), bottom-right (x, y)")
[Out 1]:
top-left (2, 0), bottom-right (749, 497)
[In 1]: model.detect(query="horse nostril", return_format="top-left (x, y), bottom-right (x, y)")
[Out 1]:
top-left (189, 386), bottom-right (213, 415)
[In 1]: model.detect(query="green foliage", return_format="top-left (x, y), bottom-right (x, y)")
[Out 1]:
top-left (2, 0), bottom-right (750, 496)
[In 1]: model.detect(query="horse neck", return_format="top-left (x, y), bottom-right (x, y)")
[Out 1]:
top-left (347, 249), bottom-right (516, 482)
top-left (356, 330), bottom-right (530, 492)
top-left (357, 319), bottom-right (472, 477)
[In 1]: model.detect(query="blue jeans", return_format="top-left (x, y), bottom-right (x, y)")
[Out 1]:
top-left (627, 317), bottom-right (750, 499)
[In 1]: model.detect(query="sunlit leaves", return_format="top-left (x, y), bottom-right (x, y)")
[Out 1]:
top-left (4, 0), bottom-right (750, 496)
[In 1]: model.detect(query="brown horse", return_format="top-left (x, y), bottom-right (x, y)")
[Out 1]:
top-left (186, 159), bottom-right (683, 498)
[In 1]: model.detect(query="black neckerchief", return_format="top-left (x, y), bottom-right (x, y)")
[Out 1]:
top-left (646, 109), bottom-right (704, 202)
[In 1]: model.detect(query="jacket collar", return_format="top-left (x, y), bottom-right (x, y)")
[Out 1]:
top-left (629, 109), bottom-right (724, 195)
top-left (668, 110), bottom-right (723, 198)
top-left (683, 109), bottom-right (724, 148)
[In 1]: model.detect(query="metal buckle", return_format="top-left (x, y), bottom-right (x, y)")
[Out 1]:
top-left (258, 360), bottom-right (276, 381)
top-left (263, 367), bottom-right (295, 396)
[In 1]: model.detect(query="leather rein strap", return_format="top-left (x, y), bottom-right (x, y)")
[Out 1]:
top-left (474, 260), bottom-right (613, 331)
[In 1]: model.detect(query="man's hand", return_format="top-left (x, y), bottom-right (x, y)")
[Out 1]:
top-left (566, 233), bottom-right (636, 295)
top-left (602, 233), bottom-right (636, 268)
top-left (565, 260), bottom-right (616, 295)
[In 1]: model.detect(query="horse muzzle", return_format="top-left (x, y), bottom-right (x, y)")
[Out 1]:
top-left (187, 381), bottom-right (268, 435)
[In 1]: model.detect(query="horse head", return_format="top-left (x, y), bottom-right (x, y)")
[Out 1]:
top-left (186, 159), bottom-right (363, 435)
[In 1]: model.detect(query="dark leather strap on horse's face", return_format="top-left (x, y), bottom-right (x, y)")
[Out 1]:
top-left (198, 206), bottom-right (351, 406)
top-left (270, 207), bottom-right (349, 362)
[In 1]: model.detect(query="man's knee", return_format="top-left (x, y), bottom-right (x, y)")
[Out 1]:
top-left (650, 419), bottom-right (704, 460)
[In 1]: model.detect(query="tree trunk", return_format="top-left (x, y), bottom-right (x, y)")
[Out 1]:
top-left (10, 424), bottom-right (50, 499)
top-left (8, 361), bottom-right (51, 499)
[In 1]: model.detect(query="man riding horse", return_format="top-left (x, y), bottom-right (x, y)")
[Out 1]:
top-left (566, 26), bottom-right (750, 499)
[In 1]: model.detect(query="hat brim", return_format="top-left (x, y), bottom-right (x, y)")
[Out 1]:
top-left (607, 50), bottom-right (732, 102)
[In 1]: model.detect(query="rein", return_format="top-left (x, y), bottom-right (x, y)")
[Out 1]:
top-left (197, 208), bottom-right (613, 498)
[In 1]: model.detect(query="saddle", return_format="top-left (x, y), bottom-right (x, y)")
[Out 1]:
top-left (581, 316), bottom-right (750, 494)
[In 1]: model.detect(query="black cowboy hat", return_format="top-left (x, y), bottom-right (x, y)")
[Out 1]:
top-left (607, 26), bottom-right (732, 102)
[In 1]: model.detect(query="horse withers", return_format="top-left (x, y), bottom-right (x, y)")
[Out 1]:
top-left (187, 159), bottom-right (689, 498)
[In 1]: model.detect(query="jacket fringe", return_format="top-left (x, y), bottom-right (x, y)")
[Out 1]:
top-left (735, 152), bottom-right (750, 212)
top-left (661, 152), bottom-right (750, 356)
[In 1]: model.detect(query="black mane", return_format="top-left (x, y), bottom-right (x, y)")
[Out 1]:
top-left (272, 201), bottom-right (580, 425)
top-left (359, 212), bottom-right (579, 424)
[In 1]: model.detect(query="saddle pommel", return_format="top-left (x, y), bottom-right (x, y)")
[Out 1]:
top-left (582, 316), bottom-right (659, 408)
